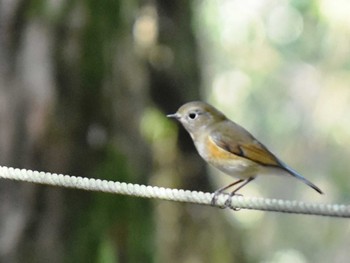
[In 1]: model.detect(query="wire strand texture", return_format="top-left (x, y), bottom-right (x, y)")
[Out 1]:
top-left (0, 166), bottom-right (349, 218)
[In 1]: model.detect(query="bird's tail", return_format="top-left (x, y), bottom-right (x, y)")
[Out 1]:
top-left (280, 162), bottom-right (324, 194)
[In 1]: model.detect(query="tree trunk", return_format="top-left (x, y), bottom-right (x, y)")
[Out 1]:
top-left (0, 1), bottom-right (247, 262)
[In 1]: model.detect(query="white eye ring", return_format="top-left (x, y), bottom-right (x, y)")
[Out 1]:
top-left (188, 113), bottom-right (197, 119)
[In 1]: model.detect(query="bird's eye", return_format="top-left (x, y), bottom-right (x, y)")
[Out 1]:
top-left (188, 113), bottom-right (197, 119)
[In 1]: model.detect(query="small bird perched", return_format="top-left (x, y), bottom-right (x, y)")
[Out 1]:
top-left (167, 101), bottom-right (323, 204)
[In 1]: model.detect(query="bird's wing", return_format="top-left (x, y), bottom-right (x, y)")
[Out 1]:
top-left (209, 123), bottom-right (282, 167)
top-left (209, 122), bottom-right (324, 194)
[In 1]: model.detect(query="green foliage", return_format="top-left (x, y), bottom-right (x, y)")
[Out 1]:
top-left (66, 146), bottom-right (154, 263)
top-left (80, 0), bottom-right (121, 92)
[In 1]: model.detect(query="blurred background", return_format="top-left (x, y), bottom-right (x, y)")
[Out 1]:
top-left (0, 0), bottom-right (349, 262)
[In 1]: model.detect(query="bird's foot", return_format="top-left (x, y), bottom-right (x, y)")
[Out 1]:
top-left (224, 193), bottom-right (242, 211)
top-left (211, 191), bottom-right (242, 210)
top-left (211, 191), bottom-right (227, 208)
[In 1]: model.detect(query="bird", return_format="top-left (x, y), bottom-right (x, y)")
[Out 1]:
top-left (167, 101), bottom-right (323, 205)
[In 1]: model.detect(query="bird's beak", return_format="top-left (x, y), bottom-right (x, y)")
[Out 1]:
top-left (167, 113), bottom-right (180, 120)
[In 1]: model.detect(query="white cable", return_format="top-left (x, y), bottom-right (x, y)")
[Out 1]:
top-left (0, 165), bottom-right (349, 218)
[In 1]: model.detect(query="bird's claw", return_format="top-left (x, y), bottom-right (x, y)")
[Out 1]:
top-left (224, 194), bottom-right (241, 211)
top-left (211, 192), bottom-right (227, 209)
top-left (211, 192), bottom-right (242, 210)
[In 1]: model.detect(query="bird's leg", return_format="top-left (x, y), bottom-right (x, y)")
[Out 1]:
top-left (224, 177), bottom-right (255, 209)
top-left (230, 177), bottom-right (255, 196)
top-left (211, 179), bottom-right (245, 207)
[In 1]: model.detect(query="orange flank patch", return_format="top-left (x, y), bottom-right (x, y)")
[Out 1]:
top-left (206, 136), bottom-right (239, 160)
top-left (207, 135), bottom-right (280, 167)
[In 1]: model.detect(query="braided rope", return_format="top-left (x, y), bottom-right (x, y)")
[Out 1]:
top-left (0, 166), bottom-right (349, 218)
